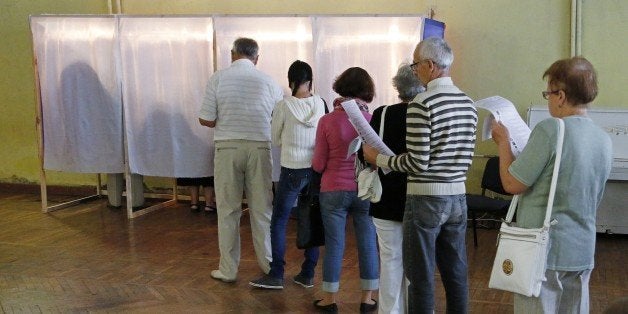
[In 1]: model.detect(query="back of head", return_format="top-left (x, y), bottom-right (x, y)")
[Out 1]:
top-left (232, 37), bottom-right (259, 60)
top-left (392, 62), bottom-right (424, 102)
top-left (417, 37), bottom-right (454, 70)
top-left (543, 56), bottom-right (598, 106)
top-left (288, 60), bottom-right (313, 96)
top-left (332, 67), bottom-right (375, 103)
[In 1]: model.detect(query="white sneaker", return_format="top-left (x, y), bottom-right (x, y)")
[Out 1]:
top-left (210, 269), bottom-right (236, 283)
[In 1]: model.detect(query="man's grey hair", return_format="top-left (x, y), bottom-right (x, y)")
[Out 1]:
top-left (232, 37), bottom-right (259, 59)
top-left (417, 37), bottom-right (453, 70)
top-left (393, 62), bottom-right (425, 102)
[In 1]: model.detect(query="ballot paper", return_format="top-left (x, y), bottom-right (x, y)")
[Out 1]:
top-left (341, 99), bottom-right (394, 172)
top-left (475, 96), bottom-right (531, 156)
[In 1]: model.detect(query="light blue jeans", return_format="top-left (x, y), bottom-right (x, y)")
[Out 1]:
top-left (319, 190), bottom-right (379, 293)
top-left (403, 194), bottom-right (468, 314)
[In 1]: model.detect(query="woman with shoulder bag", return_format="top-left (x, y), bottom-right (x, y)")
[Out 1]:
top-left (312, 67), bottom-right (378, 313)
top-left (367, 62), bottom-right (424, 314)
top-left (491, 57), bottom-right (613, 313)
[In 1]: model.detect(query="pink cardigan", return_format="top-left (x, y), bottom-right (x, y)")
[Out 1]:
top-left (312, 108), bottom-right (372, 192)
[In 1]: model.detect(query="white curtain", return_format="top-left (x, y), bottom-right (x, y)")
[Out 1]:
top-left (313, 17), bottom-right (422, 111)
top-left (31, 15), bottom-right (423, 178)
top-left (31, 16), bottom-right (124, 173)
top-left (214, 16), bottom-right (314, 93)
top-left (119, 17), bottom-right (215, 178)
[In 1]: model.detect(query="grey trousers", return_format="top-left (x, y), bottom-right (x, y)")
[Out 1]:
top-left (514, 268), bottom-right (592, 314)
top-left (214, 140), bottom-right (273, 278)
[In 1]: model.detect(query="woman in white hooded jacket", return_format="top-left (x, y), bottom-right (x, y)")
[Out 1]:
top-left (249, 60), bottom-right (327, 290)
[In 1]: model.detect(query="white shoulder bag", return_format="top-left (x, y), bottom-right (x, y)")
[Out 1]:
top-left (488, 118), bottom-right (564, 297)
top-left (356, 107), bottom-right (386, 202)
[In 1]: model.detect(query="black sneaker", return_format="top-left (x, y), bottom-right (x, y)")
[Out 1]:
top-left (292, 274), bottom-right (314, 288)
top-left (249, 274), bottom-right (284, 289)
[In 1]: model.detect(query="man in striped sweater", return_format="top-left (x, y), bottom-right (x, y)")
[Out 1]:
top-left (364, 37), bottom-right (477, 313)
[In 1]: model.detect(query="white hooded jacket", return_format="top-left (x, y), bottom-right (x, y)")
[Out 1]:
top-left (271, 94), bottom-right (326, 169)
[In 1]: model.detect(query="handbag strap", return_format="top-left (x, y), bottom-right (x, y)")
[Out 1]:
top-left (379, 106), bottom-right (388, 138)
top-left (543, 118), bottom-right (565, 225)
top-left (505, 118), bottom-right (565, 227)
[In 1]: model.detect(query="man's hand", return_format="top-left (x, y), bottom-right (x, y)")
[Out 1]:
top-left (199, 118), bottom-right (216, 128)
top-left (362, 143), bottom-right (379, 165)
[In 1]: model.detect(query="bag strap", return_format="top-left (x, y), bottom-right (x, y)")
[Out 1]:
top-left (543, 118), bottom-right (565, 225)
top-left (322, 98), bottom-right (329, 114)
top-left (379, 106), bottom-right (388, 138)
top-left (505, 118), bottom-right (565, 227)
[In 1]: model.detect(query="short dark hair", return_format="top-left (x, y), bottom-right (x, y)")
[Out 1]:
top-left (543, 56), bottom-right (598, 105)
top-left (288, 60), bottom-right (313, 96)
top-left (332, 67), bottom-right (375, 103)
top-left (232, 37), bottom-right (259, 59)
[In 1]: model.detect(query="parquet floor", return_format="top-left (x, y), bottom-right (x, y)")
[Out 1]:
top-left (0, 191), bottom-right (626, 313)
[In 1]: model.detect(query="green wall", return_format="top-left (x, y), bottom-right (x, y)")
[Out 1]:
top-left (1, 0), bottom-right (626, 192)
top-left (0, 0), bottom-right (109, 186)
top-left (582, 1), bottom-right (628, 105)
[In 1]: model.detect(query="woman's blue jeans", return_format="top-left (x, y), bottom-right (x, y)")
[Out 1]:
top-left (319, 190), bottom-right (379, 292)
top-left (268, 167), bottom-right (319, 279)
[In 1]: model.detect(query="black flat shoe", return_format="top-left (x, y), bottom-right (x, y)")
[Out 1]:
top-left (313, 299), bottom-right (338, 313)
top-left (360, 299), bottom-right (377, 313)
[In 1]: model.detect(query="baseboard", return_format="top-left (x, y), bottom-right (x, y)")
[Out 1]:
top-left (0, 183), bottom-right (96, 196)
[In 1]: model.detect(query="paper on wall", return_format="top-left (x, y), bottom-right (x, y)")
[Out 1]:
top-left (475, 96), bottom-right (531, 156)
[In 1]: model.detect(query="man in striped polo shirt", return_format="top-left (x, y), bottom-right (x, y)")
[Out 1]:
top-left (199, 37), bottom-right (284, 283)
top-left (364, 37), bottom-right (477, 313)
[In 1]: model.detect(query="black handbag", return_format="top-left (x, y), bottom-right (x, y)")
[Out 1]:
top-left (296, 170), bottom-right (325, 249)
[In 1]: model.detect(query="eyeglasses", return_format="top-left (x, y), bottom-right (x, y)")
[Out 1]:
top-left (541, 90), bottom-right (561, 100)
top-left (410, 59), bottom-right (430, 71)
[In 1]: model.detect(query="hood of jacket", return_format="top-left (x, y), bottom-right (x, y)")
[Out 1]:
top-left (284, 95), bottom-right (325, 128)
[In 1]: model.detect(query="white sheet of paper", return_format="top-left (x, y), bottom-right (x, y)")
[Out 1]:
top-left (341, 99), bottom-right (394, 172)
top-left (475, 96), bottom-right (531, 156)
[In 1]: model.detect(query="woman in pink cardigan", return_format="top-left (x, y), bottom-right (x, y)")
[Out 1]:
top-left (312, 67), bottom-right (378, 314)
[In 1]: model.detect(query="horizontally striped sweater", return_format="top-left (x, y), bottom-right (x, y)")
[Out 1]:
top-left (376, 77), bottom-right (477, 196)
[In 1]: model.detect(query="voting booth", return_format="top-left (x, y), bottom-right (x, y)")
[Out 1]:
top-left (30, 14), bottom-right (431, 218)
